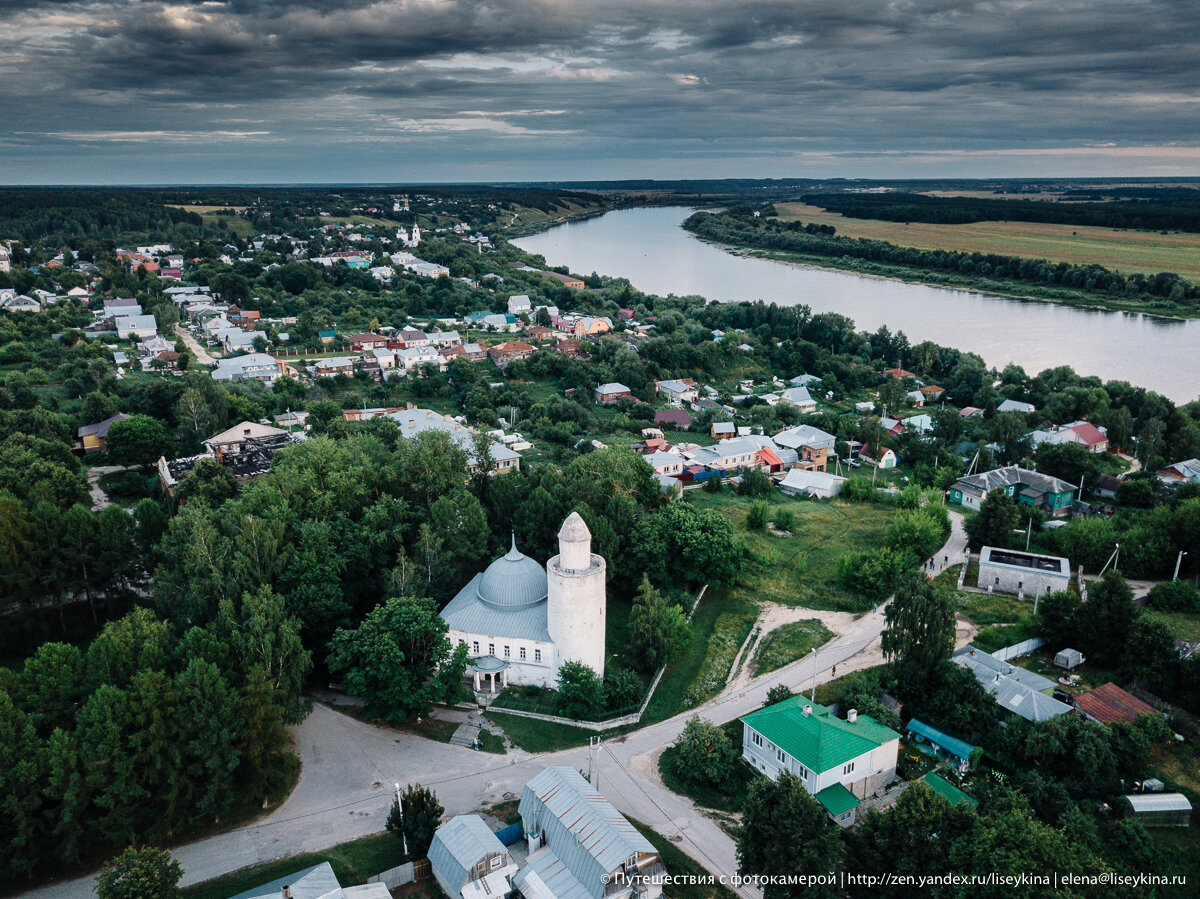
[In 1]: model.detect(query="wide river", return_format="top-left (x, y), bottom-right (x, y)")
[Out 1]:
top-left (515, 206), bottom-right (1200, 404)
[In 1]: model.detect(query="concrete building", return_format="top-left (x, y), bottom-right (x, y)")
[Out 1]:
top-left (440, 513), bottom-right (606, 692)
top-left (977, 546), bottom-right (1071, 598)
top-left (741, 697), bottom-right (901, 828)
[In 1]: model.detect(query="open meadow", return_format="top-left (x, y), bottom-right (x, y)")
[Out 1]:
top-left (775, 202), bottom-right (1200, 278)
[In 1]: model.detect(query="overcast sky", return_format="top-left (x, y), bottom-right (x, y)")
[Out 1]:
top-left (1, 0), bottom-right (1198, 184)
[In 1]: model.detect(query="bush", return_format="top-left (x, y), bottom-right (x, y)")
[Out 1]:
top-left (836, 546), bottom-right (915, 602)
top-left (703, 475), bottom-right (724, 493)
top-left (673, 717), bottom-right (741, 791)
top-left (603, 667), bottom-right (644, 710)
top-left (737, 466), bottom-right (773, 496)
top-left (555, 660), bottom-right (605, 720)
top-left (99, 469), bottom-right (155, 499)
top-left (746, 500), bottom-right (769, 531)
top-left (840, 476), bottom-right (878, 502)
top-left (1146, 580), bottom-right (1200, 612)
top-left (772, 508), bottom-right (795, 532)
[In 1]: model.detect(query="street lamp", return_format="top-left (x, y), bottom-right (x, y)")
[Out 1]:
top-left (1174, 551), bottom-right (1188, 582)
top-left (395, 782), bottom-right (407, 856)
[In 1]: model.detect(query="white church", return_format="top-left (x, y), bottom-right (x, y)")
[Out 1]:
top-left (439, 512), bottom-right (606, 692)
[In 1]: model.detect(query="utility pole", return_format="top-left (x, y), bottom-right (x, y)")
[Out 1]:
top-left (810, 649), bottom-right (818, 702)
top-left (394, 783), bottom-right (407, 856)
top-left (1025, 518), bottom-right (1032, 552)
top-left (1174, 551), bottom-right (1188, 581)
top-left (588, 736), bottom-right (602, 789)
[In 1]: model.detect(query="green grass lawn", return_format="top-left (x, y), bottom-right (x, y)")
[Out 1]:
top-left (1157, 611), bottom-right (1200, 642)
top-left (181, 832), bottom-right (405, 899)
top-left (688, 491), bottom-right (898, 612)
top-left (477, 727), bottom-right (507, 754)
top-left (484, 711), bottom-right (594, 753)
top-left (751, 619), bottom-right (835, 676)
top-left (642, 587), bottom-right (757, 725)
top-left (954, 591), bottom-right (1036, 627)
top-left (628, 819), bottom-right (739, 899)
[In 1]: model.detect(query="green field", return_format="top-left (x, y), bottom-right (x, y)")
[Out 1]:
top-left (776, 202), bottom-right (1200, 279)
top-left (751, 619), bottom-right (835, 675)
top-left (688, 491), bottom-right (899, 612)
top-left (484, 711), bottom-right (595, 753)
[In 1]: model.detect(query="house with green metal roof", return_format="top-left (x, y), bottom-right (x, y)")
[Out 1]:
top-left (741, 697), bottom-right (901, 828)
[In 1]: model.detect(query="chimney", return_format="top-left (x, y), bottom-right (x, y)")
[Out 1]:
top-left (802, 704), bottom-right (812, 717)
top-left (847, 709), bottom-right (858, 724)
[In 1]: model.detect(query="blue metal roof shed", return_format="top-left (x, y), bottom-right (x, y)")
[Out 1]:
top-left (907, 718), bottom-right (977, 762)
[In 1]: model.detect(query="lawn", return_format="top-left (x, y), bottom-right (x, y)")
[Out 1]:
top-left (641, 587), bottom-right (757, 725)
top-left (751, 619), bottom-right (835, 676)
top-left (1157, 611), bottom-right (1200, 643)
top-left (181, 832), bottom-right (405, 899)
top-left (954, 591), bottom-right (1036, 628)
top-left (477, 727), bottom-right (507, 754)
top-left (628, 819), bottom-right (739, 899)
top-left (688, 490), bottom-right (899, 612)
top-left (775, 202), bottom-right (1200, 279)
top-left (484, 711), bottom-right (594, 753)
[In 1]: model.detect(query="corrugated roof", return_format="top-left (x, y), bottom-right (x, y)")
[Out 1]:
top-left (740, 698), bottom-right (898, 773)
top-left (1125, 793), bottom-right (1192, 813)
top-left (231, 861), bottom-right (342, 899)
top-left (1075, 682), bottom-right (1158, 725)
top-left (954, 465), bottom-right (1073, 497)
top-left (906, 718), bottom-right (976, 761)
top-left (517, 767), bottom-right (655, 899)
top-left (773, 425), bottom-right (836, 450)
top-left (922, 773), bottom-right (978, 809)
top-left (952, 646), bottom-right (1071, 722)
top-left (815, 782), bottom-right (859, 816)
top-left (429, 815), bottom-right (509, 894)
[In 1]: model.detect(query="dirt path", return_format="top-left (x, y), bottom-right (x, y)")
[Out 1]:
top-left (85, 465), bottom-right (126, 511)
top-left (175, 326), bottom-right (216, 365)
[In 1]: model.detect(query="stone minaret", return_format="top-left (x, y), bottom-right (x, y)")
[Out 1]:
top-left (546, 512), bottom-right (607, 678)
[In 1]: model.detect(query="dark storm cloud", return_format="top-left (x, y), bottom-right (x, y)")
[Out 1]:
top-left (1, 0), bottom-right (1198, 182)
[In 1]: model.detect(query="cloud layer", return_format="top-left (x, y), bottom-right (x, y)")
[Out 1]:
top-left (1, 0), bottom-right (1197, 182)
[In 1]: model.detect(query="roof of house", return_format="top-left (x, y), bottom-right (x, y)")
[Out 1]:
top-left (906, 718), bottom-right (977, 761)
top-left (711, 421), bottom-right (736, 434)
top-left (779, 468), bottom-right (846, 494)
top-left (773, 424), bottom-right (836, 450)
top-left (654, 409), bottom-right (691, 428)
top-left (490, 341), bottom-right (536, 356)
top-left (1159, 459), bottom-right (1200, 483)
top-left (117, 314), bottom-right (158, 332)
top-left (205, 421), bottom-right (288, 447)
top-left (77, 413), bottom-right (130, 439)
top-left (516, 767), bottom-right (655, 899)
top-left (922, 773), bottom-right (978, 809)
top-left (954, 465), bottom-right (1074, 497)
top-left (741, 697), bottom-right (899, 774)
top-left (212, 353), bottom-right (278, 379)
top-left (781, 386), bottom-right (815, 405)
top-left (952, 646), bottom-right (1071, 722)
top-left (386, 407), bottom-right (519, 465)
top-left (1074, 682), bottom-right (1158, 724)
top-left (997, 398), bottom-right (1036, 413)
top-left (790, 374), bottom-right (821, 386)
top-left (429, 815), bottom-right (508, 892)
top-left (657, 379), bottom-right (695, 394)
top-left (644, 451), bottom-right (685, 468)
top-left (594, 382), bottom-right (630, 395)
top-left (1067, 422), bottom-right (1108, 447)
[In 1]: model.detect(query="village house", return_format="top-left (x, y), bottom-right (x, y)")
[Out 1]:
top-left (429, 816), bottom-right (518, 899)
top-left (711, 421), bottom-right (736, 439)
top-left (644, 450), bottom-right (686, 476)
top-left (398, 328), bottom-right (430, 348)
top-left (594, 382), bottom-right (632, 404)
top-left (212, 353), bottom-right (287, 383)
top-left (553, 339), bottom-right (582, 358)
top-left (779, 385), bottom-right (817, 412)
top-left (311, 356), bottom-right (356, 378)
top-left (655, 378), bottom-right (699, 404)
top-left (573, 316), bottom-right (611, 337)
top-left (524, 325), bottom-right (556, 342)
top-left (952, 646), bottom-right (1072, 722)
top-left (997, 398), bottom-right (1036, 414)
top-left (76, 413), bottom-right (131, 453)
top-left (488, 341), bottom-right (536, 368)
top-left (515, 767), bottom-right (664, 899)
top-left (741, 697), bottom-right (901, 828)
top-left (779, 468), bottom-right (845, 498)
top-left (507, 294), bottom-right (532, 315)
top-left (427, 330), bottom-right (462, 347)
top-left (116, 315), bottom-right (159, 340)
top-left (366, 406), bottom-right (521, 473)
top-left (1074, 683), bottom-right (1160, 726)
top-left (950, 466), bottom-right (1076, 517)
top-left (654, 408), bottom-right (692, 430)
top-left (400, 345), bottom-right (446, 372)
top-left (1158, 458), bottom-right (1200, 486)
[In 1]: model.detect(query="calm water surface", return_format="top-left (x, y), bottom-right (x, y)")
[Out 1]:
top-left (515, 206), bottom-right (1200, 403)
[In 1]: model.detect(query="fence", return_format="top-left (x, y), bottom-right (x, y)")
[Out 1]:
top-left (367, 862), bottom-right (415, 889)
top-left (990, 637), bottom-right (1045, 662)
top-left (496, 822), bottom-right (523, 846)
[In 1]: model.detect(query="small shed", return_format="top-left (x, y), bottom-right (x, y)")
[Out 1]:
top-left (1124, 793), bottom-right (1192, 827)
top-left (906, 718), bottom-right (977, 772)
top-left (1054, 648), bottom-right (1085, 670)
top-left (429, 815), bottom-right (516, 899)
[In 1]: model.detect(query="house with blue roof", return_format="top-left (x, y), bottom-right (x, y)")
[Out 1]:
top-left (741, 697), bottom-right (901, 827)
top-left (429, 815), bottom-right (518, 899)
top-left (515, 767), bottom-right (664, 899)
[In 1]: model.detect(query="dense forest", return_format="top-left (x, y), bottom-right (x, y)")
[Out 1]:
top-left (802, 190), bottom-right (1200, 232)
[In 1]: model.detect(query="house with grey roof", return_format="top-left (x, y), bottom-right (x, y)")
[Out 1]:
top-left (949, 465), bottom-right (1075, 517)
top-left (515, 767), bottom-right (664, 899)
top-left (655, 378), bottom-right (698, 404)
top-left (790, 373), bottom-right (822, 387)
top-left (997, 398), bottom-right (1036, 414)
top-left (227, 860), bottom-right (387, 899)
top-left (116, 314), bottom-right (158, 339)
top-left (430, 815), bottom-right (517, 899)
top-left (952, 645), bottom-right (1072, 722)
top-left (385, 407), bottom-right (519, 472)
top-left (212, 352), bottom-right (283, 383)
top-left (774, 424), bottom-right (836, 454)
top-left (779, 385), bottom-right (817, 412)
top-left (643, 450), bottom-right (685, 476)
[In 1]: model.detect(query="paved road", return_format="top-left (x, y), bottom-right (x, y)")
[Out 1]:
top-left (23, 513), bottom-right (966, 899)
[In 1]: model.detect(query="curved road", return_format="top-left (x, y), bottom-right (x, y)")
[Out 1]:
top-left (24, 513), bottom-right (967, 899)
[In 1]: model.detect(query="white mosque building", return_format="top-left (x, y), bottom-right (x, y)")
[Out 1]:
top-left (440, 512), bottom-right (606, 692)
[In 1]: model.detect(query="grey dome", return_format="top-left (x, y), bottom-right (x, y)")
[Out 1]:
top-left (477, 536), bottom-right (547, 608)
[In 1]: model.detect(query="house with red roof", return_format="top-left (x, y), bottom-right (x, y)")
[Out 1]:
top-left (882, 367), bottom-right (917, 379)
top-left (1075, 683), bottom-right (1158, 725)
top-left (1065, 421), bottom-right (1109, 454)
